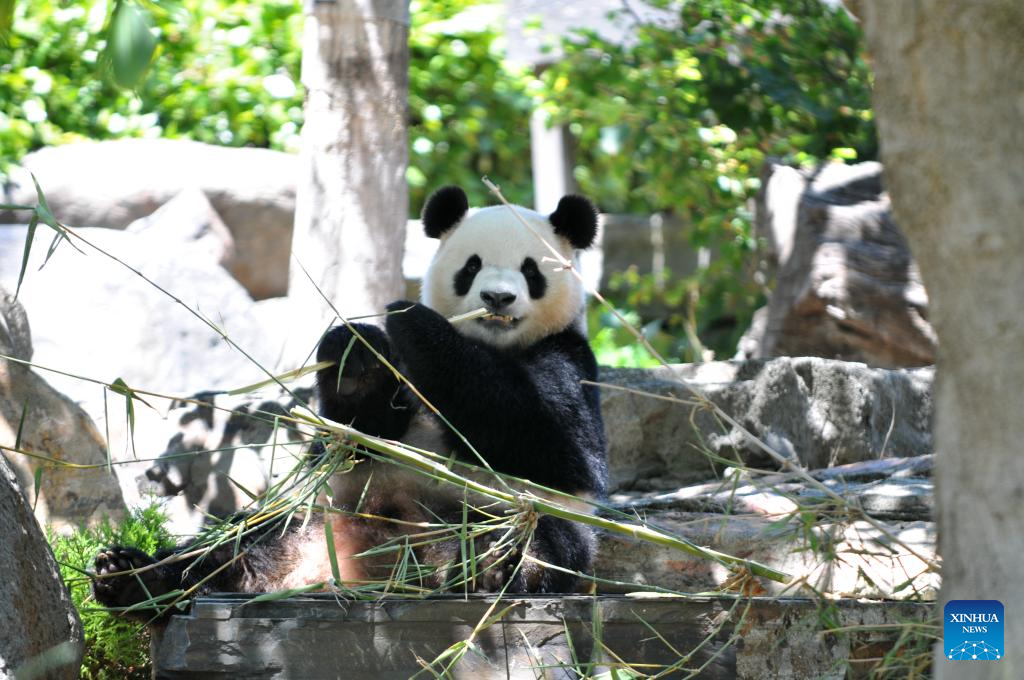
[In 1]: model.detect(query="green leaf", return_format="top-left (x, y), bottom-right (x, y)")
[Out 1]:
top-left (324, 519), bottom-right (341, 585)
top-left (14, 398), bottom-right (28, 451)
top-left (0, 0), bottom-right (13, 41)
top-left (109, 378), bottom-right (136, 443)
top-left (32, 465), bottom-right (43, 510)
top-left (238, 582), bottom-right (325, 605)
top-left (40, 230), bottom-right (66, 271)
top-left (106, 1), bottom-right (157, 89)
top-left (15, 214), bottom-right (38, 300)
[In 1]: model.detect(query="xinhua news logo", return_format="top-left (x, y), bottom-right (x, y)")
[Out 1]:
top-left (944, 600), bottom-right (1004, 661)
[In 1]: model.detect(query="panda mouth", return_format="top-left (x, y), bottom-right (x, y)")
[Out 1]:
top-left (478, 313), bottom-right (521, 330)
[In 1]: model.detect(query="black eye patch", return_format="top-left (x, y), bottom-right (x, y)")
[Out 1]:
top-left (521, 257), bottom-right (547, 299)
top-left (453, 254), bottom-right (481, 296)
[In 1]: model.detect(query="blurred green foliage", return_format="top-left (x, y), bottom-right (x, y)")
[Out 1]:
top-left (0, 0), bottom-right (876, 364)
top-left (48, 504), bottom-right (175, 680)
top-left (409, 0), bottom-right (534, 212)
top-left (547, 0), bottom-right (875, 363)
top-left (0, 0), bottom-right (533, 212)
top-left (0, 0), bottom-right (305, 165)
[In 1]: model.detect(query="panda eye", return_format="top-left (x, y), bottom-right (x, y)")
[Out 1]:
top-left (521, 257), bottom-right (540, 278)
top-left (465, 255), bottom-right (481, 274)
top-left (521, 257), bottom-right (548, 299)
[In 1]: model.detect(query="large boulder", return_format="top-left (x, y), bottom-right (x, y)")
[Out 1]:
top-left (600, 357), bottom-right (933, 490)
top-left (0, 288), bottom-right (125, 531)
top-left (0, 454), bottom-right (83, 679)
top-left (1, 139), bottom-right (297, 300)
top-left (0, 216), bottom-right (294, 513)
top-left (0, 222), bottom-right (287, 420)
top-left (738, 160), bottom-right (937, 368)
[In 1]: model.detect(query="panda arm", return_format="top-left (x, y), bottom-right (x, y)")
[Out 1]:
top-left (385, 301), bottom-right (606, 494)
top-left (315, 323), bottom-right (415, 440)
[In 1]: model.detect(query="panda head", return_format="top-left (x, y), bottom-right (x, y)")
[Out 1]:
top-left (420, 185), bottom-right (598, 349)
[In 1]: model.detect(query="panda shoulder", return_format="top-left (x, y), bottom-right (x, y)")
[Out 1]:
top-left (528, 328), bottom-right (598, 375)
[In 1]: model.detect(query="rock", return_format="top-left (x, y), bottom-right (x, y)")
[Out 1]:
top-left (0, 454), bottom-right (83, 679)
top-left (601, 455), bottom-right (938, 599)
top-left (0, 223), bottom-right (288, 418)
top-left (0, 288), bottom-right (125, 531)
top-left (738, 160), bottom-right (937, 368)
top-left (151, 593), bottom-right (929, 679)
top-left (125, 187), bottom-right (236, 273)
top-left (1, 139), bottom-right (297, 300)
top-left (599, 357), bottom-right (933, 490)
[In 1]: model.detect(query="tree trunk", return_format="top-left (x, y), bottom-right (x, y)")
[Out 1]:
top-left (859, 1), bottom-right (1024, 676)
top-left (288, 0), bottom-right (410, 356)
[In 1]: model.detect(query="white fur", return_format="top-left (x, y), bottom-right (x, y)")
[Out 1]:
top-left (422, 205), bottom-right (585, 349)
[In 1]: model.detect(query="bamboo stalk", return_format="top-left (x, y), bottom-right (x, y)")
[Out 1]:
top-left (291, 406), bottom-right (792, 584)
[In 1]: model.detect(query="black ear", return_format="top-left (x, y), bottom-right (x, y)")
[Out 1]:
top-left (549, 195), bottom-right (598, 249)
top-left (422, 186), bottom-right (469, 238)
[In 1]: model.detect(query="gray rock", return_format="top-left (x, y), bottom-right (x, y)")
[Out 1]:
top-left (738, 160), bottom-right (937, 368)
top-left (125, 186), bottom-right (236, 273)
top-left (2, 139), bottom-right (296, 300)
top-left (0, 454), bottom-right (83, 679)
top-left (0, 288), bottom-right (125, 531)
top-left (0, 223), bottom-right (287, 419)
top-left (152, 593), bottom-right (929, 679)
top-left (599, 357), bottom-right (933, 490)
top-left (601, 455), bottom-right (937, 599)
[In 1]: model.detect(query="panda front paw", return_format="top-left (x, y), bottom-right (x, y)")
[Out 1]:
top-left (462, 536), bottom-right (526, 594)
top-left (93, 546), bottom-right (173, 611)
top-left (316, 323), bottom-right (394, 400)
top-left (385, 301), bottom-right (452, 345)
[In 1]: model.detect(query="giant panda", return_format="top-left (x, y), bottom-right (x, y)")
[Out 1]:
top-left (92, 186), bottom-right (607, 613)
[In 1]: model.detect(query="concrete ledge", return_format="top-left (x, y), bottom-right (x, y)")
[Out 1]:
top-left (153, 594), bottom-right (930, 679)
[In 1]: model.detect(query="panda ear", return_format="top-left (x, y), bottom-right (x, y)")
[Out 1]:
top-left (549, 195), bottom-right (599, 249)
top-left (422, 186), bottom-right (469, 238)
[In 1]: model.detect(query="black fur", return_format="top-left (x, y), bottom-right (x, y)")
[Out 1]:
top-left (422, 185), bottom-right (470, 238)
top-left (314, 323), bottom-right (413, 440)
top-left (381, 300), bottom-right (605, 495)
top-left (548, 195), bottom-right (599, 249)
top-left (520, 257), bottom-right (547, 299)
top-left (453, 254), bottom-right (481, 296)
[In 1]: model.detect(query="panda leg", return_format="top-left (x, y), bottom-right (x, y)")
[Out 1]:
top-left (93, 544), bottom-right (196, 620)
top-left (515, 517), bottom-right (596, 593)
top-left (439, 515), bottom-right (595, 594)
top-left (315, 323), bottom-right (413, 440)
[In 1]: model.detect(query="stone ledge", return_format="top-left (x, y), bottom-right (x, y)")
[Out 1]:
top-left (153, 594), bottom-right (931, 679)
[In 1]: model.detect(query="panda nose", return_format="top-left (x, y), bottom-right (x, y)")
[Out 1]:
top-left (480, 290), bottom-right (516, 310)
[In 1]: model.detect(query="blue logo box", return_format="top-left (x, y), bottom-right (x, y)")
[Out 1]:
top-left (944, 600), bottom-right (1003, 661)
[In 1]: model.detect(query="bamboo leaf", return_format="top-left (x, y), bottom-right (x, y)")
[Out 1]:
top-left (238, 582), bottom-right (325, 605)
top-left (29, 173), bottom-right (59, 229)
top-left (39, 230), bottom-right (67, 271)
top-left (14, 398), bottom-right (28, 451)
top-left (324, 519), bottom-right (341, 585)
top-left (225, 474), bottom-right (258, 501)
top-left (227, 360), bottom-right (335, 396)
top-left (15, 214), bottom-right (38, 300)
top-left (110, 378), bottom-right (136, 441)
top-left (32, 465), bottom-right (43, 510)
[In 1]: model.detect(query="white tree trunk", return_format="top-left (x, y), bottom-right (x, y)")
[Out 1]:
top-left (859, 1), bottom-right (1024, 677)
top-left (288, 0), bottom-right (409, 357)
